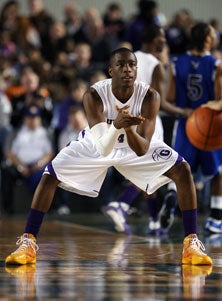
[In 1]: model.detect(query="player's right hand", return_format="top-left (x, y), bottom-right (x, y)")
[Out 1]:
top-left (113, 105), bottom-right (145, 129)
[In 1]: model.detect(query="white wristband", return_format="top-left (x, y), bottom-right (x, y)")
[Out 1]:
top-left (91, 122), bottom-right (119, 156)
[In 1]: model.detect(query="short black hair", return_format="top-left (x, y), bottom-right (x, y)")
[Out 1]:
top-left (109, 47), bottom-right (135, 65)
top-left (190, 22), bottom-right (211, 51)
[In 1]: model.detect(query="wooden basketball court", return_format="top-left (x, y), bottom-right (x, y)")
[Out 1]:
top-left (0, 214), bottom-right (221, 300)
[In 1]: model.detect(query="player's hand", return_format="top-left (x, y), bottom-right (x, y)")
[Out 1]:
top-left (202, 100), bottom-right (222, 111)
top-left (182, 108), bottom-right (193, 118)
top-left (113, 105), bottom-right (145, 129)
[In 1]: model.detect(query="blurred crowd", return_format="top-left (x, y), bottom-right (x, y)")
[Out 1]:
top-left (0, 0), bottom-right (222, 216)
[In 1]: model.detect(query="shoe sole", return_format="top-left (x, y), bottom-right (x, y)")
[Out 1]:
top-left (5, 256), bottom-right (36, 265)
top-left (182, 255), bottom-right (212, 265)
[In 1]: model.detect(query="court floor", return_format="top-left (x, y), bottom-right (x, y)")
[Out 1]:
top-left (0, 213), bottom-right (221, 300)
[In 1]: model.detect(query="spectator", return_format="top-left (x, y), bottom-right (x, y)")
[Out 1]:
top-left (40, 21), bottom-right (69, 65)
top-left (63, 2), bottom-right (82, 39)
top-left (165, 9), bottom-right (193, 58)
top-left (56, 79), bottom-right (88, 132)
top-left (27, 0), bottom-right (54, 47)
top-left (0, 0), bottom-right (40, 49)
top-left (124, 0), bottom-right (161, 51)
top-left (1, 105), bottom-right (54, 215)
top-left (10, 66), bottom-right (53, 128)
top-left (58, 106), bottom-right (87, 150)
top-left (103, 3), bottom-right (126, 50)
top-left (0, 90), bottom-right (12, 162)
top-left (79, 7), bottom-right (112, 71)
top-left (0, 29), bottom-right (17, 58)
top-left (72, 42), bottom-right (96, 82)
top-left (55, 106), bottom-right (88, 215)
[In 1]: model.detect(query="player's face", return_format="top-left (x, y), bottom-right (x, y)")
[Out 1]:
top-left (109, 52), bottom-right (137, 88)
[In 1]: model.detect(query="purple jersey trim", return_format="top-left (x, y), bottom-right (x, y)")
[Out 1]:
top-left (47, 162), bottom-right (58, 179)
top-left (176, 154), bottom-right (183, 164)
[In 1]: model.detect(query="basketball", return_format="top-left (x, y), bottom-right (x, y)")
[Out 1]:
top-left (186, 106), bottom-right (222, 151)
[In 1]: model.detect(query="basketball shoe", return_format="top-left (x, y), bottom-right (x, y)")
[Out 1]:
top-left (102, 202), bottom-right (132, 235)
top-left (182, 234), bottom-right (212, 265)
top-left (5, 233), bottom-right (39, 265)
top-left (147, 219), bottom-right (161, 235)
top-left (204, 217), bottom-right (222, 233)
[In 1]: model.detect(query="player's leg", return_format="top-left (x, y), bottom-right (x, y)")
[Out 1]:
top-left (205, 173), bottom-right (222, 233)
top-left (5, 137), bottom-right (109, 265)
top-left (5, 174), bottom-right (60, 265)
top-left (102, 182), bottom-right (140, 234)
top-left (164, 161), bottom-right (212, 265)
top-left (117, 141), bottom-right (212, 265)
top-left (159, 181), bottom-right (177, 232)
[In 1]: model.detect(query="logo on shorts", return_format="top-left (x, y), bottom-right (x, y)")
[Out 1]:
top-left (152, 147), bottom-right (172, 161)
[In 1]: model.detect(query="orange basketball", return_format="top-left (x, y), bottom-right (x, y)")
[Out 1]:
top-left (186, 106), bottom-right (222, 151)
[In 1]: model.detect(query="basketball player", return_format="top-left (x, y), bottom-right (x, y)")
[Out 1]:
top-left (166, 22), bottom-right (222, 234)
top-left (102, 24), bottom-right (188, 235)
top-left (5, 48), bottom-right (212, 266)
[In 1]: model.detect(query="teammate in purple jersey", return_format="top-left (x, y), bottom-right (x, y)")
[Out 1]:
top-left (5, 47), bottom-right (212, 266)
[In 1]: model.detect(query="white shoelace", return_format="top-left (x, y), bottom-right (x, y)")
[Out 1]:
top-left (189, 237), bottom-right (206, 255)
top-left (13, 236), bottom-right (39, 254)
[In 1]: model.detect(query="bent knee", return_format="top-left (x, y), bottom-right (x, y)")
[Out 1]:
top-left (165, 160), bottom-right (192, 182)
top-left (41, 173), bottom-right (60, 187)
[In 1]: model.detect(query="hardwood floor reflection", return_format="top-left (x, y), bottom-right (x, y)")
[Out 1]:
top-left (0, 217), bottom-right (221, 300)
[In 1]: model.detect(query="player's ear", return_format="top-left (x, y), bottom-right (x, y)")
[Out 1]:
top-left (108, 66), bottom-right (113, 77)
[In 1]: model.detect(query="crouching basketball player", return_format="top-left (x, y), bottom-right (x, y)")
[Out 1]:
top-left (5, 48), bottom-right (212, 266)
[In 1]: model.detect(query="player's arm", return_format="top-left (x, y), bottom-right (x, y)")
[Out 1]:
top-left (124, 87), bottom-right (160, 156)
top-left (83, 88), bottom-right (144, 156)
top-left (83, 87), bottom-right (117, 156)
top-left (165, 64), bottom-right (193, 118)
top-left (152, 63), bottom-right (187, 116)
top-left (201, 63), bottom-right (222, 111)
top-left (202, 100), bottom-right (222, 111)
top-left (214, 63), bottom-right (222, 100)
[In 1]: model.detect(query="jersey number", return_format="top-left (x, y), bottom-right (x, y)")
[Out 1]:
top-left (187, 74), bottom-right (203, 101)
top-left (118, 134), bottom-right (125, 143)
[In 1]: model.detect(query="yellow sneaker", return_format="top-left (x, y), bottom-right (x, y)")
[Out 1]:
top-left (5, 233), bottom-right (39, 265)
top-left (182, 234), bottom-right (212, 265)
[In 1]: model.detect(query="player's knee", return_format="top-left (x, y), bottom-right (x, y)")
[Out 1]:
top-left (167, 161), bottom-right (193, 183)
top-left (177, 161), bottom-right (193, 183)
top-left (40, 173), bottom-right (60, 188)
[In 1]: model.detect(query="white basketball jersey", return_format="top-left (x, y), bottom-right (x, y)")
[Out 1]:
top-left (135, 51), bottom-right (159, 84)
top-left (135, 51), bottom-right (164, 141)
top-left (91, 78), bottom-right (149, 148)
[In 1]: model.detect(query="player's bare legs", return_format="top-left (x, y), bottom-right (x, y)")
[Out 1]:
top-left (31, 174), bottom-right (60, 212)
top-left (205, 173), bottom-right (222, 233)
top-left (164, 161), bottom-right (196, 211)
top-left (5, 174), bottom-right (60, 265)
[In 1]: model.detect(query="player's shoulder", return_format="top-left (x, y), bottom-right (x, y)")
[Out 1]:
top-left (135, 51), bottom-right (159, 64)
top-left (143, 85), bottom-right (160, 102)
top-left (91, 78), bottom-right (111, 89)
